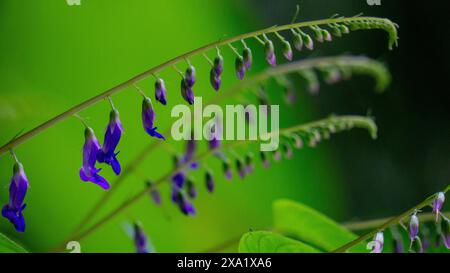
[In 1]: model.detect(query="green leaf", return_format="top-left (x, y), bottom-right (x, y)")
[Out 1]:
top-left (0, 233), bottom-right (28, 253)
top-left (239, 231), bottom-right (321, 253)
top-left (273, 199), bottom-right (367, 252)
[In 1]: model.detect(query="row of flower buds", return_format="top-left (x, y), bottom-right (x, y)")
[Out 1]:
top-left (370, 192), bottom-right (448, 253)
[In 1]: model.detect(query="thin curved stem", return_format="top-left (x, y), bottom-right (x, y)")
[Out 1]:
top-left (201, 212), bottom-right (449, 253)
top-left (332, 187), bottom-right (450, 253)
top-left (0, 16), bottom-right (396, 156)
top-left (53, 115), bottom-right (373, 252)
top-left (70, 56), bottom-right (385, 236)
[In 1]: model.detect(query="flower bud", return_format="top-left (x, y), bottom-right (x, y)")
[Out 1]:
top-left (282, 142), bottom-right (293, 159)
top-left (245, 154), bottom-right (254, 174)
top-left (264, 40), bottom-right (276, 67)
top-left (184, 65), bottom-right (196, 87)
top-left (273, 150), bottom-right (282, 161)
top-left (432, 192), bottom-right (445, 222)
top-left (282, 41), bottom-right (293, 61)
top-left (186, 178), bottom-right (197, 199)
top-left (371, 231), bottom-right (384, 253)
top-left (205, 171), bottom-right (215, 193)
top-left (242, 47), bottom-right (253, 70)
top-left (146, 181), bottom-right (161, 205)
top-left (302, 33), bottom-right (314, 50)
top-left (441, 218), bottom-right (450, 249)
top-left (260, 151), bottom-right (270, 168)
top-left (210, 69), bottom-right (221, 91)
top-left (236, 158), bottom-right (246, 179)
top-left (154, 78), bottom-right (167, 105)
top-left (292, 32), bottom-right (303, 51)
top-left (181, 77), bottom-right (195, 105)
top-left (222, 160), bottom-right (232, 180)
top-left (330, 26), bottom-right (342, 37)
top-left (235, 56), bottom-right (246, 80)
top-left (291, 134), bottom-right (303, 149)
top-left (213, 55), bottom-right (224, 75)
top-left (322, 29), bottom-right (332, 42)
top-left (311, 27), bottom-right (324, 43)
top-left (409, 213), bottom-right (420, 240)
top-left (339, 24), bottom-right (350, 34)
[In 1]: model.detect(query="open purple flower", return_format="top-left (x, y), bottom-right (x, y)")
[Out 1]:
top-left (142, 97), bottom-right (165, 140)
top-left (79, 127), bottom-right (110, 190)
top-left (154, 78), bottom-right (167, 105)
top-left (2, 162), bottom-right (29, 232)
top-left (243, 47), bottom-right (253, 70)
top-left (235, 56), bottom-right (246, 80)
top-left (181, 78), bottom-right (195, 105)
top-left (133, 222), bottom-right (149, 253)
top-left (432, 192), bottom-right (445, 222)
top-left (264, 40), bottom-right (276, 67)
top-left (97, 109), bottom-right (123, 175)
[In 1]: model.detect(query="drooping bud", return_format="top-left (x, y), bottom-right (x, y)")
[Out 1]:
top-left (172, 187), bottom-right (196, 216)
top-left (205, 171), bottom-right (215, 193)
top-left (210, 69), bottom-right (221, 91)
top-left (235, 56), bottom-right (246, 80)
top-left (184, 65), bottom-right (196, 87)
top-left (322, 29), bottom-right (332, 42)
top-left (142, 97), bottom-right (165, 139)
top-left (222, 160), bottom-right (232, 180)
top-left (371, 231), bottom-right (384, 253)
top-left (302, 33), bottom-right (314, 50)
top-left (146, 181), bottom-right (161, 205)
top-left (441, 218), bottom-right (450, 249)
top-left (281, 40), bottom-right (293, 61)
top-left (323, 69), bottom-right (341, 84)
top-left (236, 158), bottom-right (246, 179)
top-left (186, 178), bottom-right (197, 199)
top-left (292, 32), bottom-right (303, 51)
top-left (245, 153), bottom-right (254, 174)
top-left (282, 142), bottom-right (293, 159)
top-left (260, 151), bottom-right (270, 168)
top-left (273, 150), bottom-right (282, 162)
top-left (338, 24), bottom-right (350, 34)
top-left (180, 77), bottom-right (195, 105)
top-left (2, 161), bottom-right (30, 232)
top-left (133, 222), bottom-right (149, 253)
top-left (410, 236), bottom-right (424, 253)
top-left (311, 27), bottom-right (324, 43)
top-left (330, 26), bottom-right (342, 37)
top-left (284, 88), bottom-right (297, 105)
top-left (390, 226), bottom-right (404, 253)
top-left (291, 134), bottom-right (303, 149)
top-left (154, 78), bottom-right (167, 105)
top-left (264, 40), bottom-right (276, 67)
top-left (432, 192), bottom-right (445, 222)
top-left (213, 55), bottom-right (224, 75)
top-left (242, 47), bottom-right (253, 70)
top-left (409, 213), bottom-right (420, 240)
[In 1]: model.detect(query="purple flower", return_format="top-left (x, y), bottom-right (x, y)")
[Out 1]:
top-left (97, 109), bottom-right (123, 175)
top-left (208, 120), bottom-right (222, 150)
top-left (293, 32), bottom-right (303, 51)
top-left (205, 171), bottom-right (214, 193)
top-left (409, 213), bottom-right (420, 240)
top-left (171, 172), bottom-right (186, 188)
top-left (213, 55), bottom-right (223, 75)
top-left (371, 232), bottom-right (384, 253)
top-left (133, 222), bottom-right (149, 253)
top-left (242, 47), bottom-right (253, 70)
top-left (183, 137), bottom-right (196, 164)
top-left (79, 127), bottom-right (110, 190)
top-left (181, 78), bottom-right (195, 105)
top-left (154, 78), bottom-right (167, 105)
top-left (142, 97), bottom-right (165, 140)
top-left (273, 150), bottom-right (282, 161)
top-left (264, 40), bottom-right (276, 67)
top-left (441, 218), bottom-right (450, 249)
top-left (292, 134), bottom-right (303, 149)
top-left (432, 192), bottom-right (445, 222)
top-left (283, 143), bottom-right (293, 159)
top-left (2, 162), bottom-right (29, 232)
top-left (282, 41), bottom-right (293, 61)
top-left (235, 56), bottom-right (246, 80)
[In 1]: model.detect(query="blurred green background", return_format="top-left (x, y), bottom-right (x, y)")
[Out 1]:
top-left (0, 0), bottom-right (448, 252)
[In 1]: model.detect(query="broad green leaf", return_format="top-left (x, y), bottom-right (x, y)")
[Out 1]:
top-left (0, 233), bottom-right (28, 253)
top-left (273, 199), bottom-right (367, 252)
top-left (239, 231), bottom-right (321, 253)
